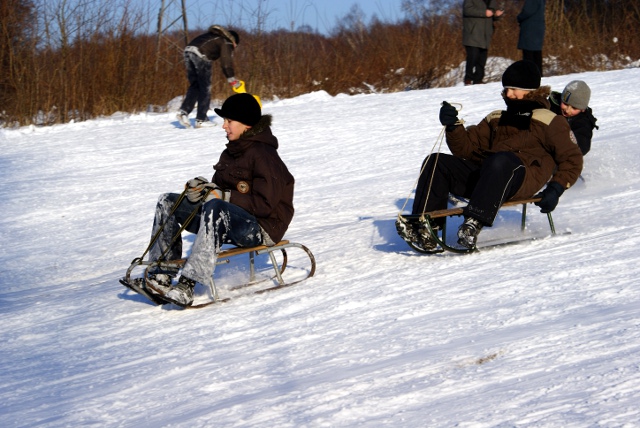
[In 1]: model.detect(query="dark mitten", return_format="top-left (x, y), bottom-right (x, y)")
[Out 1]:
top-left (534, 181), bottom-right (565, 213)
top-left (439, 101), bottom-right (459, 130)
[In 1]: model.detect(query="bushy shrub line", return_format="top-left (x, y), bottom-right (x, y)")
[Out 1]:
top-left (1, 0), bottom-right (638, 126)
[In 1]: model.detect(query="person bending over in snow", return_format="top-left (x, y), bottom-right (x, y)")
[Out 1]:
top-left (549, 80), bottom-right (599, 156)
top-left (399, 60), bottom-right (583, 250)
top-left (126, 93), bottom-right (295, 307)
top-left (176, 25), bottom-right (244, 129)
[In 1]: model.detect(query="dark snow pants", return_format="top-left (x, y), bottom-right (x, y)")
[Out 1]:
top-left (522, 50), bottom-right (543, 77)
top-left (178, 51), bottom-right (213, 122)
top-left (464, 45), bottom-right (488, 84)
top-left (149, 193), bottom-right (263, 284)
top-left (412, 152), bottom-right (526, 227)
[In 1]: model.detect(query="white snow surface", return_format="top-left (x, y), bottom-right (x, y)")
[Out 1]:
top-left (2, 68), bottom-right (640, 427)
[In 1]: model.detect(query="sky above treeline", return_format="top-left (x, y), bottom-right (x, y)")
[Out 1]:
top-left (146, 0), bottom-right (406, 34)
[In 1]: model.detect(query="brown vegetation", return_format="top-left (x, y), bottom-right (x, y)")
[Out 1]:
top-left (1, 0), bottom-right (639, 126)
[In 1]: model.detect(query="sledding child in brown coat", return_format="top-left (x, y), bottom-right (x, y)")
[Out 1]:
top-left (398, 60), bottom-right (583, 250)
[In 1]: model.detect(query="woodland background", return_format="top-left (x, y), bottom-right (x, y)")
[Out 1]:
top-left (2, 0), bottom-right (639, 126)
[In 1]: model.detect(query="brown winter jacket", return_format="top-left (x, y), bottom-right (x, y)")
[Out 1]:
top-left (445, 86), bottom-right (583, 200)
top-left (212, 115), bottom-right (295, 244)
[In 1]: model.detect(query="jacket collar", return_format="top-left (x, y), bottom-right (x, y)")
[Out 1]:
top-left (226, 115), bottom-right (278, 156)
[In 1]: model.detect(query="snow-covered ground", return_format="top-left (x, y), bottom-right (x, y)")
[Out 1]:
top-left (2, 66), bottom-right (640, 427)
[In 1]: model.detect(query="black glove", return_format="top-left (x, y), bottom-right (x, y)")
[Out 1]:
top-left (439, 101), bottom-right (459, 130)
top-left (534, 181), bottom-right (565, 213)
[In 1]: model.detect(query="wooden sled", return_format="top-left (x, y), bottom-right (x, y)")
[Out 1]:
top-left (399, 198), bottom-right (556, 254)
top-left (123, 240), bottom-right (316, 308)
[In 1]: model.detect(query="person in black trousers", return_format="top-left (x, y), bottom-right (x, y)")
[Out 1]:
top-left (176, 25), bottom-right (243, 128)
top-left (517, 0), bottom-right (546, 76)
top-left (462, 0), bottom-right (504, 85)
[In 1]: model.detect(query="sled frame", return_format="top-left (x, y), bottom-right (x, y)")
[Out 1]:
top-left (128, 240), bottom-right (316, 305)
top-left (205, 240), bottom-right (317, 301)
top-left (400, 198), bottom-right (555, 254)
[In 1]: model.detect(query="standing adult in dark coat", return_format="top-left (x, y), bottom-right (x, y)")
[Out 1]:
top-left (462, 0), bottom-right (504, 85)
top-left (517, 0), bottom-right (546, 76)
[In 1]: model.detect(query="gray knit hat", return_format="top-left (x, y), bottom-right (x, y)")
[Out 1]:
top-left (561, 80), bottom-right (591, 110)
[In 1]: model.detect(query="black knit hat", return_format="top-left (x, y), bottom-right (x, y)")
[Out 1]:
top-left (214, 93), bottom-right (261, 126)
top-left (502, 60), bottom-right (541, 91)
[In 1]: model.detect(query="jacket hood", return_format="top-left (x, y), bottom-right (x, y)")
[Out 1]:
top-left (242, 114), bottom-right (273, 139)
top-left (208, 25), bottom-right (238, 48)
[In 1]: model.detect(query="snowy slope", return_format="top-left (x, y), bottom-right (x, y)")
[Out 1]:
top-left (1, 67), bottom-right (640, 427)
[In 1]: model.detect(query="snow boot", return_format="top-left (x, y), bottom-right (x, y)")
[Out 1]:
top-left (195, 119), bottom-right (215, 128)
top-left (120, 276), bottom-right (168, 305)
top-left (177, 110), bottom-right (190, 128)
top-left (144, 273), bottom-right (174, 297)
top-left (416, 220), bottom-right (439, 251)
top-left (163, 276), bottom-right (196, 307)
top-left (395, 216), bottom-right (418, 243)
top-left (397, 216), bottom-right (440, 251)
top-left (457, 216), bottom-right (484, 249)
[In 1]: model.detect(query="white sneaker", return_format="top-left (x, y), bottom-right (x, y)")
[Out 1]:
top-left (195, 119), bottom-right (216, 128)
top-left (176, 111), bottom-right (190, 128)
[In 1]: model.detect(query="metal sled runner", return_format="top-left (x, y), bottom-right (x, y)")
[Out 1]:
top-left (398, 197), bottom-right (556, 254)
top-left (123, 240), bottom-right (316, 308)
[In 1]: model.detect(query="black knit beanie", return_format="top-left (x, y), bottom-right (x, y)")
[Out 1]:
top-left (502, 60), bottom-right (541, 91)
top-left (214, 93), bottom-right (261, 126)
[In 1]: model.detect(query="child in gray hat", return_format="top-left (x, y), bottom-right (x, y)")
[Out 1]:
top-left (549, 80), bottom-right (599, 155)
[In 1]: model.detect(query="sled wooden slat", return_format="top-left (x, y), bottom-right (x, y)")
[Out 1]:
top-left (218, 240), bottom-right (290, 258)
top-left (399, 197), bottom-right (556, 254)
top-left (430, 197), bottom-right (553, 236)
top-left (424, 198), bottom-right (542, 219)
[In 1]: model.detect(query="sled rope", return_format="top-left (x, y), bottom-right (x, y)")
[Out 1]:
top-left (130, 188), bottom-right (187, 265)
top-left (131, 186), bottom-right (217, 264)
top-left (155, 187), bottom-right (220, 262)
top-left (398, 102), bottom-right (463, 222)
